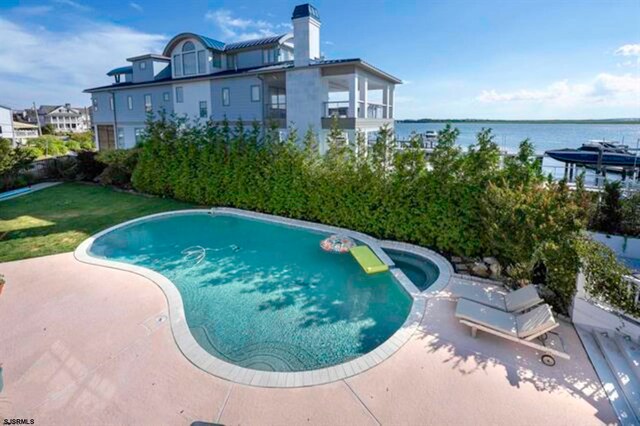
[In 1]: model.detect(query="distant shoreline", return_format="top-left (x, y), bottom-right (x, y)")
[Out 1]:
top-left (397, 119), bottom-right (640, 125)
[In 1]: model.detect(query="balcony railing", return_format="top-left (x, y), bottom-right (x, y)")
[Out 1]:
top-left (323, 101), bottom-right (349, 118)
top-left (265, 103), bottom-right (286, 120)
top-left (367, 103), bottom-right (385, 119)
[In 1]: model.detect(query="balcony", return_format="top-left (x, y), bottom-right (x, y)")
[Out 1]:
top-left (323, 101), bottom-right (349, 118)
top-left (265, 103), bottom-right (286, 128)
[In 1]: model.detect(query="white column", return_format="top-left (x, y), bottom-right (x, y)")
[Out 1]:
top-left (383, 85), bottom-right (389, 119)
top-left (388, 85), bottom-right (394, 119)
top-left (348, 74), bottom-right (358, 118)
top-left (361, 77), bottom-right (368, 119)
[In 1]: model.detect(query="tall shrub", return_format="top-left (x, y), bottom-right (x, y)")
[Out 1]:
top-left (131, 117), bottom-right (599, 312)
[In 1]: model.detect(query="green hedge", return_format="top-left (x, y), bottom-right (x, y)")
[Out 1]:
top-left (130, 115), bottom-right (605, 313)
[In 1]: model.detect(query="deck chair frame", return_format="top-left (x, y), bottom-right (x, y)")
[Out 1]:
top-left (459, 319), bottom-right (571, 365)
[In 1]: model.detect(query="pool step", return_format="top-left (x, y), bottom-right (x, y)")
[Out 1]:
top-left (576, 327), bottom-right (637, 425)
top-left (616, 334), bottom-right (640, 382)
top-left (594, 331), bottom-right (640, 423)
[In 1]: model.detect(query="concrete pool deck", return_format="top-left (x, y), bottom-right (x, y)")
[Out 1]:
top-left (0, 253), bottom-right (616, 425)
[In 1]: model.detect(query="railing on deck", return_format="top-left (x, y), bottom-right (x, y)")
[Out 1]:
top-left (366, 103), bottom-right (385, 119)
top-left (264, 103), bottom-right (286, 121)
top-left (323, 101), bottom-right (350, 118)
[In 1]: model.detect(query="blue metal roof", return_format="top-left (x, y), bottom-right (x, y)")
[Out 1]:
top-left (199, 35), bottom-right (226, 51)
top-left (292, 4), bottom-right (320, 21)
top-left (162, 33), bottom-right (288, 56)
top-left (224, 35), bottom-right (287, 51)
top-left (107, 66), bottom-right (133, 76)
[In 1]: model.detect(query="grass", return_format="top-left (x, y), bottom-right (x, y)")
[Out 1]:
top-left (0, 182), bottom-right (195, 262)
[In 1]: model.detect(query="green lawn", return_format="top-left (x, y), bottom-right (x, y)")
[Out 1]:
top-left (0, 183), bottom-right (195, 262)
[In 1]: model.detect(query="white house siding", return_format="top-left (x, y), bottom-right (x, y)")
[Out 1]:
top-left (0, 106), bottom-right (15, 144)
top-left (173, 80), bottom-right (212, 120)
top-left (210, 76), bottom-right (263, 122)
top-left (286, 68), bottom-right (327, 147)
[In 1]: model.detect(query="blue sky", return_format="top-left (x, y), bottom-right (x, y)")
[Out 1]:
top-left (0, 0), bottom-right (638, 119)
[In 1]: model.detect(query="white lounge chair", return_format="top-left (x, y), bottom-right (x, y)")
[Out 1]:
top-left (454, 283), bottom-right (543, 313)
top-left (455, 299), bottom-right (570, 366)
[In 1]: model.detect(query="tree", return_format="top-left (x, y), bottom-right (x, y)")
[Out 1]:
top-left (0, 138), bottom-right (36, 190)
top-left (594, 181), bottom-right (623, 234)
top-left (41, 123), bottom-right (55, 135)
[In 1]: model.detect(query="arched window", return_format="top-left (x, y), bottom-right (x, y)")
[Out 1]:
top-left (182, 41), bottom-right (195, 52)
top-left (182, 41), bottom-right (197, 75)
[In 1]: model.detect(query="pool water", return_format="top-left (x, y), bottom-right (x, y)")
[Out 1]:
top-left (89, 213), bottom-right (412, 372)
top-left (385, 249), bottom-right (440, 291)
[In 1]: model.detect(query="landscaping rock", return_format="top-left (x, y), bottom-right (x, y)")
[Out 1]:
top-left (489, 262), bottom-right (502, 279)
top-left (471, 262), bottom-right (491, 278)
top-left (456, 263), bottom-right (469, 272)
top-left (451, 256), bottom-right (463, 263)
top-left (483, 257), bottom-right (499, 265)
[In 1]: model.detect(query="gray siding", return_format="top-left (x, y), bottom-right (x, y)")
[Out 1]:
top-left (91, 84), bottom-right (173, 125)
top-left (132, 59), bottom-right (171, 83)
top-left (210, 76), bottom-right (263, 122)
top-left (236, 49), bottom-right (263, 69)
top-left (131, 59), bottom-right (154, 83)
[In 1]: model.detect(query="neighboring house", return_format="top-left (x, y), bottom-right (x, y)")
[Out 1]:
top-left (85, 3), bottom-right (401, 151)
top-left (21, 104), bottom-right (92, 133)
top-left (0, 105), bottom-right (15, 144)
top-left (12, 122), bottom-right (40, 145)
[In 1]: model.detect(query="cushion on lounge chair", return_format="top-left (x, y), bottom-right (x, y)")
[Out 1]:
top-left (515, 304), bottom-right (557, 339)
top-left (451, 283), bottom-right (507, 310)
top-left (455, 299), bottom-right (517, 337)
top-left (504, 285), bottom-right (543, 313)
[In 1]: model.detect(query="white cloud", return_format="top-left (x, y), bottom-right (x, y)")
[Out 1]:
top-left (204, 9), bottom-right (290, 41)
top-left (0, 17), bottom-right (167, 107)
top-left (129, 2), bottom-right (143, 12)
top-left (615, 43), bottom-right (640, 56)
top-left (52, 0), bottom-right (90, 12)
top-left (477, 73), bottom-right (640, 108)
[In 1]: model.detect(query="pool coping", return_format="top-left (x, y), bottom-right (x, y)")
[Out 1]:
top-left (74, 208), bottom-right (453, 388)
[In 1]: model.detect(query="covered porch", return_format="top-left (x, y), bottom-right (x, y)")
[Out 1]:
top-left (320, 68), bottom-right (396, 130)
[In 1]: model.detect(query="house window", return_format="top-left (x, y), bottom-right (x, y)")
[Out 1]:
top-left (139, 61), bottom-right (146, 70)
top-left (176, 87), bottom-right (184, 103)
top-left (127, 95), bottom-right (133, 110)
top-left (109, 96), bottom-right (114, 111)
top-left (199, 101), bottom-right (208, 118)
top-left (144, 94), bottom-right (152, 112)
top-left (163, 92), bottom-right (170, 102)
top-left (262, 48), bottom-right (278, 64)
top-left (182, 41), bottom-right (197, 75)
top-left (251, 85), bottom-right (260, 102)
top-left (134, 128), bottom-right (144, 144)
top-left (226, 54), bottom-right (236, 69)
top-left (173, 54), bottom-right (182, 77)
top-left (197, 50), bottom-right (207, 74)
top-left (92, 98), bottom-right (98, 111)
top-left (117, 127), bottom-right (125, 148)
top-left (211, 53), bottom-right (221, 68)
top-left (222, 87), bottom-right (230, 106)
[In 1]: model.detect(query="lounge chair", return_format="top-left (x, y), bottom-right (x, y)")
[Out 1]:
top-left (455, 299), bottom-right (570, 366)
top-left (454, 283), bottom-right (543, 313)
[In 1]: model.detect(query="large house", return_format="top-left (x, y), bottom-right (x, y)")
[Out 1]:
top-left (23, 104), bottom-right (92, 134)
top-left (85, 3), bottom-right (401, 151)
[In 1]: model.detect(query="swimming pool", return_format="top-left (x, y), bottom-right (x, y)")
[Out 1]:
top-left (87, 211), bottom-right (413, 373)
top-left (385, 249), bottom-right (440, 291)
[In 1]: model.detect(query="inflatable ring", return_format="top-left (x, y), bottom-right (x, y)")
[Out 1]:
top-left (320, 234), bottom-right (355, 253)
